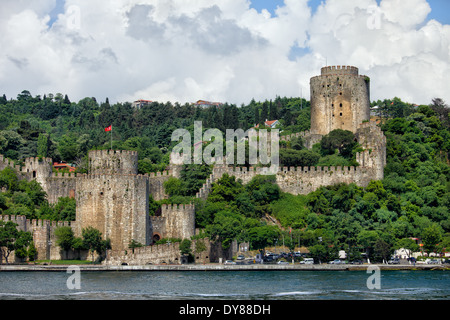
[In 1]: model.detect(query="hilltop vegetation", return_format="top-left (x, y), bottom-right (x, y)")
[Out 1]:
top-left (0, 91), bottom-right (449, 262)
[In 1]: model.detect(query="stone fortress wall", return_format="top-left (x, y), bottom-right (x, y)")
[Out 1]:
top-left (0, 214), bottom-right (81, 262)
top-left (0, 66), bottom-right (386, 265)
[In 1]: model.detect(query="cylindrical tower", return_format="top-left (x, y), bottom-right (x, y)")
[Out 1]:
top-left (310, 66), bottom-right (370, 135)
top-left (88, 150), bottom-right (138, 175)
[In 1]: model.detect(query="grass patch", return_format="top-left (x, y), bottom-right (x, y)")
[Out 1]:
top-left (270, 193), bottom-right (309, 228)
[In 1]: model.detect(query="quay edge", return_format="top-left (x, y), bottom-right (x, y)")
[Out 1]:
top-left (0, 264), bottom-right (447, 272)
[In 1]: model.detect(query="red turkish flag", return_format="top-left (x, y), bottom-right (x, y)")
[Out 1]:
top-left (105, 125), bottom-right (112, 132)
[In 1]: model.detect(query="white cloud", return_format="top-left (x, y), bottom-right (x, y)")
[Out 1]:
top-left (0, 0), bottom-right (449, 105)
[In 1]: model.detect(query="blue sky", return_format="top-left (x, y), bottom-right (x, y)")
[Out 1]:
top-left (250, 0), bottom-right (450, 25)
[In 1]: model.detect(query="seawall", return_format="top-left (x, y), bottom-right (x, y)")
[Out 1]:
top-left (0, 264), bottom-right (446, 272)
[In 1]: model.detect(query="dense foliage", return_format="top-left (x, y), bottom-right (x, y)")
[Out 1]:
top-left (1, 90), bottom-right (449, 262)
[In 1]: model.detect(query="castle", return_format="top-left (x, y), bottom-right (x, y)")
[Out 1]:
top-left (0, 66), bottom-right (386, 265)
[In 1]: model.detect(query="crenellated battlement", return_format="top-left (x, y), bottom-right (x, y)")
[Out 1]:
top-left (88, 149), bottom-right (138, 157)
top-left (23, 157), bottom-right (52, 166)
top-left (0, 214), bottom-right (74, 232)
top-left (161, 203), bottom-right (195, 211)
top-left (321, 65), bottom-right (359, 76)
top-left (146, 170), bottom-right (171, 178)
top-left (50, 171), bottom-right (77, 178)
top-left (88, 149), bottom-right (139, 175)
top-left (75, 173), bottom-right (149, 181)
top-left (0, 214), bottom-right (27, 225)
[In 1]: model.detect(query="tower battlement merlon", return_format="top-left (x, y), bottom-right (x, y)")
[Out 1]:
top-left (88, 149), bottom-right (139, 175)
top-left (321, 65), bottom-right (359, 76)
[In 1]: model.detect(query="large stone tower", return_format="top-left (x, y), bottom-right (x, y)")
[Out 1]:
top-left (310, 66), bottom-right (370, 135)
top-left (76, 150), bottom-right (151, 251)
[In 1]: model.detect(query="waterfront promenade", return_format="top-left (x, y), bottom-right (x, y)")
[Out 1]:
top-left (0, 263), bottom-right (447, 272)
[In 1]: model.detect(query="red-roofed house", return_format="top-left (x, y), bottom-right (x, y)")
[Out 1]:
top-left (264, 120), bottom-right (279, 128)
top-left (193, 100), bottom-right (223, 108)
top-left (132, 100), bottom-right (153, 109)
top-left (53, 162), bottom-right (76, 172)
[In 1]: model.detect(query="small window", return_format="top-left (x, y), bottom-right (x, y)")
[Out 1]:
top-left (340, 92), bottom-right (342, 95)
top-left (340, 113), bottom-right (343, 117)
top-left (340, 103), bottom-right (343, 107)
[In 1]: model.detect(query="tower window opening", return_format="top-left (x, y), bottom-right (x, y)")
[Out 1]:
top-left (340, 103), bottom-right (343, 107)
top-left (340, 113), bottom-right (343, 117)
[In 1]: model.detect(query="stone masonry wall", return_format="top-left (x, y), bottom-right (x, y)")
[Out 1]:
top-left (0, 214), bottom-right (80, 262)
top-left (75, 174), bottom-right (151, 251)
top-left (45, 172), bottom-right (77, 203)
top-left (104, 238), bottom-right (222, 265)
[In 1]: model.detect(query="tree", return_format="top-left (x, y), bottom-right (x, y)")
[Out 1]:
top-left (179, 239), bottom-right (194, 263)
top-left (373, 238), bottom-right (391, 263)
top-left (37, 133), bottom-right (50, 158)
top-left (57, 134), bottom-right (79, 162)
top-left (54, 197), bottom-right (76, 221)
top-left (180, 239), bottom-right (192, 256)
top-left (129, 239), bottom-right (143, 253)
top-left (280, 149), bottom-right (320, 167)
top-left (422, 224), bottom-right (443, 256)
top-left (0, 167), bottom-right (20, 192)
top-left (82, 226), bottom-right (110, 262)
top-left (320, 129), bottom-right (356, 158)
top-left (357, 230), bottom-right (378, 261)
top-left (55, 226), bottom-right (75, 259)
top-left (0, 221), bottom-right (19, 264)
top-left (13, 230), bottom-right (34, 262)
top-left (308, 244), bottom-right (327, 264)
top-left (247, 225), bottom-right (279, 250)
top-left (254, 105), bottom-right (260, 126)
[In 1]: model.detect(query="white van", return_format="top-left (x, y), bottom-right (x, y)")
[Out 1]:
top-left (301, 258), bottom-right (314, 264)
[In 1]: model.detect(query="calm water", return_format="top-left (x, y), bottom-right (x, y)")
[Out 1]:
top-left (0, 270), bottom-right (448, 300)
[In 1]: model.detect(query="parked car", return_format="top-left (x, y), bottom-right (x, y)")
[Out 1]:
top-left (237, 255), bottom-right (245, 260)
top-left (426, 259), bottom-right (439, 264)
top-left (329, 259), bottom-right (342, 264)
top-left (277, 260), bottom-right (289, 265)
top-left (263, 256), bottom-right (275, 263)
top-left (300, 258), bottom-right (314, 264)
top-left (388, 258), bottom-right (400, 264)
top-left (350, 260), bottom-right (363, 265)
top-left (224, 260), bottom-right (236, 265)
top-left (443, 259), bottom-right (450, 264)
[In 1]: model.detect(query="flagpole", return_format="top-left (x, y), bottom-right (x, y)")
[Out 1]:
top-left (111, 125), bottom-right (112, 150)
